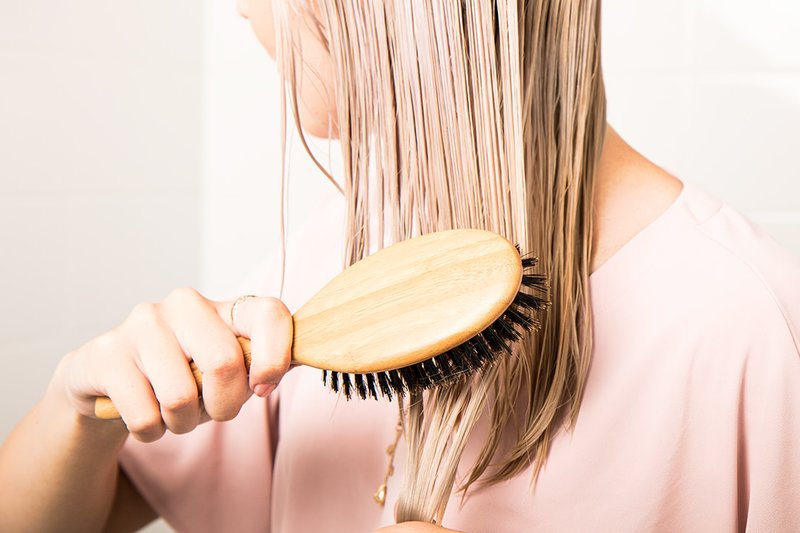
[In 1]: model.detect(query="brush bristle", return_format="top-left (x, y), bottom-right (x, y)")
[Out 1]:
top-left (322, 251), bottom-right (548, 400)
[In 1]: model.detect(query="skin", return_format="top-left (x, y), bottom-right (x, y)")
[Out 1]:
top-left (0, 289), bottom-right (294, 532)
top-left (0, 2), bottom-right (683, 532)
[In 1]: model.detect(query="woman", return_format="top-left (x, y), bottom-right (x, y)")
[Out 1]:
top-left (2, 1), bottom-right (799, 531)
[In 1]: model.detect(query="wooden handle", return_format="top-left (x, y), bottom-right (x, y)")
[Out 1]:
top-left (93, 337), bottom-right (253, 420)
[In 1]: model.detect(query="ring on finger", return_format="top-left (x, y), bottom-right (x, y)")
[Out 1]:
top-left (230, 294), bottom-right (258, 328)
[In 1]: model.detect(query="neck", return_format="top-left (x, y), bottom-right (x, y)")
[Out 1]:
top-left (589, 124), bottom-right (684, 273)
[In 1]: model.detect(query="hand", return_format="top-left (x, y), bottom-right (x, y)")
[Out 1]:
top-left (56, 288), bottom-right (293, 442)
top-left (374, 522), bottom-right (464, 533)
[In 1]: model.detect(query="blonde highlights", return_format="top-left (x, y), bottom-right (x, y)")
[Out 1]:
top-left (276, 0), bottom-right (605, 523)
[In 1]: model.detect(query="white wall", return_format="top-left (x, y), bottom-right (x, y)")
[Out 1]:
top-left (0, 3), bottom-right (203, 531)
top-left (0, 2), bottom-right (798, 533)
top-left (603, 0), bottom-right (800, 251)
top-left (0, 0), bottom-right (205, 427)
top-left (200, 1), bottom-right (337, 301)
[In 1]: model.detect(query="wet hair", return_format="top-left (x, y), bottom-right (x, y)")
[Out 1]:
top-left (275, 0), bottom-right (606, 522)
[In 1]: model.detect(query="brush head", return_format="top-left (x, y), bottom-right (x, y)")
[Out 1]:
top-left (290, 229), bottom-right (548, 400)
top-left (323, 253), bottom-right (546, 400)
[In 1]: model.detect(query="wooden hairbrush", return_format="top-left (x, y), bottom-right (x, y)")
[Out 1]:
top-left (94, 229), bottom-right (546, 419)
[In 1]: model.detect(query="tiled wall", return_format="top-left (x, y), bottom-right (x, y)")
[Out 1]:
top-left (0, 2), bottom-right (204, 444)
top-left (603, 0), bottom-right (800, 253)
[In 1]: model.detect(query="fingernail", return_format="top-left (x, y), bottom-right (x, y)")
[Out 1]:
top-left (254, 383), bottom-right (276, 397)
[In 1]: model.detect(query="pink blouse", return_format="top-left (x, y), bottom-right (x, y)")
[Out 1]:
top-left (120, 179), bottom-right (800, 532)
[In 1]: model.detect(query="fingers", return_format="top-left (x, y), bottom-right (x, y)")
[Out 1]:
top-left (60, 286), bottom-right (292, 445)
top-left (104, 356), bottom-right (166, 443)
top-left (219, 296), bottom-right (293, 397)
top-left (128, 303), bottom-right (201, 434)
top-left (62, 332), bottom-right (163, 442)
top-left (160, 288), bottom-right (249, 422)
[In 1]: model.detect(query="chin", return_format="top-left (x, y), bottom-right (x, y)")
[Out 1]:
top-left (299, 118), bottom-right (340, 140)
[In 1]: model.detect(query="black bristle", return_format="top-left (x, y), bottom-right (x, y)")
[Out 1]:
top-left (470, 335), bottom-right (493, 366)
top-left (354, 374), bottom-right (367, 399)
top-left (513, 291), bottom-right (547, 312)
top-left (521, 274), bottom-right (548, 290)
top-left (435, 351), bottom-right (457, 377)
top-left (423, 362), bottom-right (438, 388)
top-left (365, 373), bottom-right (378, 400)
top-left (492, 327), bottom-right (515, 355)
top-left (521, 256), bottom-right (538, 269)
top-left (411, 365), bottom-right (426, 388)
top-left (322, 369), bottom-right (328, 386)
top-left (446, 345), bottom-right (471, 376)
top-left (494, 311), bottom-right (524, 342)
top-left (376, 372), bottom-right (393, 399)
top-left (463, 338), bottom-right (486, 369)
top-left (398, 366), bottom-right (417, 391)
top-left (388, 370), bottom-right (405, 396)
top-left (481, 324), bottom-right (506, 353)
top-left (409, 362), bottom-right (429, 389)
top-left (424, 357), bottom-right (445, 383)
top-left (419, 363), bottom-right (437, 389)
top-left (505, 303), bottom-right (535, 330)
top-left (341, 373), bottom-right (353, 399)
top-left (475, 345), bottom-right (493, 367)
top-left (330, 371), bottom-right (340, 393)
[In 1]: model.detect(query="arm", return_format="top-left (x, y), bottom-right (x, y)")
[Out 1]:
top-left (105, 467), bottom-right (159, 533)
top-left (0, 363), bottom-right (129, 532)
top-left (0, 289), bottom-right (292, 532)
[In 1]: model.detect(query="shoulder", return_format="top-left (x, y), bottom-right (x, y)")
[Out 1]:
top-left (607, 180), bottom-right (800, 362)
top-left (683, 190), bottom-right (800, 349)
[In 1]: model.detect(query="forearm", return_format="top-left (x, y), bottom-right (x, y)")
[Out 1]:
top-left (0, 360), bottom-right (128, 532)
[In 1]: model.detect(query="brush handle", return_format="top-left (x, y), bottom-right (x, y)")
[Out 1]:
top-left (93, 230), bottom-right (526, 415)
top-left (93, 338), bottom-right (253, 420)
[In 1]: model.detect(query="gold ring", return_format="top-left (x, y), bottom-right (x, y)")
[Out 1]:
top-left (230, 294), bottom-right (257, 326)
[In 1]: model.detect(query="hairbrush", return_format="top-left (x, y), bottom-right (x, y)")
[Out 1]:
top-left (94, 229), bottom-right (546, 418)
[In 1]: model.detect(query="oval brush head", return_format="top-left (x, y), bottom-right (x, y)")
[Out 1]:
top-left (94, 230), bottom-right (546, 418)
top-left (289, 229), bottom-right (547, 400)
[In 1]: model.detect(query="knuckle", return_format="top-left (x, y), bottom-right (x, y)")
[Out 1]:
top-left (159, 390), bottom-right (198, 413)
top-left (126, 302), bottom-right (160, 327)
top-left (125, 412), bottom-right (164, 436)
top-left (252, 363), bottom-right (288, 383)
top-left (132, 426), bottom-right (167, 443)
top-left (87, 331), bottom-right (129, 364)
top-left (91, 331), bottom-right (121, 353)
top-left (164, 286), bottom-right (202, 306)
top-left (259, 297), bottom-right (291, 323)
top-left (207, 403), bottom-right (243, 422)
top-left (168, 421), bottom-right (197, 436)
top-left (205, 353), bottom-right (241, 381)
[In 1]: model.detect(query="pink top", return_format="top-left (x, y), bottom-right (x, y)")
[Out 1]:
top-left (120, 180), bottom-right (800, 532)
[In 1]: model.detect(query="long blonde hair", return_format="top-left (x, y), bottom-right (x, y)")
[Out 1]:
top-left (275, 0), bottom-right (606, 523)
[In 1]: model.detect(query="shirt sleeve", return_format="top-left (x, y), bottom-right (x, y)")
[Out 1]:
top-left (687, 199), bottom-right (800, 529)
top-left (739, 327), bottom-right (800, 529)
top-left (739, 286), bottom-right (800, 529)
top-left (118, 392), bottom-right (279, 533)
